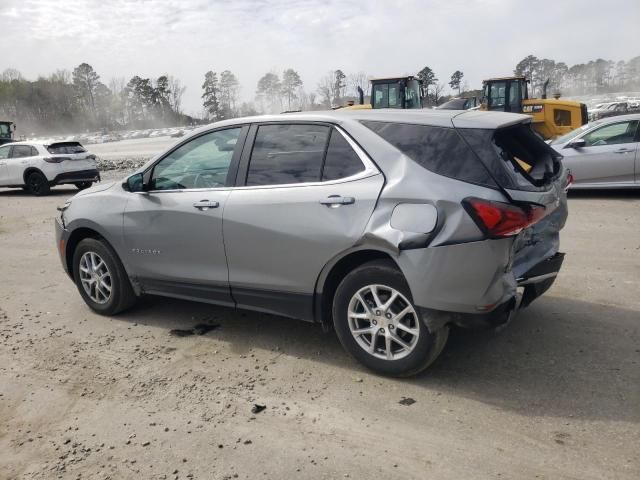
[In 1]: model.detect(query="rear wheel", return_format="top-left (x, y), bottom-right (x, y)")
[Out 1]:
top-left (332, 259), bottom-right (449, 377)
top-left (26, 172), bottom-right (50, 196)
top-left (72, 238), bottom-right (136, 315)
top-left (74, 182), bottom-right (93, 190)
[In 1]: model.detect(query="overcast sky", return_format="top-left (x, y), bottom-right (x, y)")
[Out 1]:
top-left (2, 0), bottom-right (639, 115)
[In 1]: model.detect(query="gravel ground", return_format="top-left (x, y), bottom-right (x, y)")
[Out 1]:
top-left (0, 182), bottom-right (638, 480)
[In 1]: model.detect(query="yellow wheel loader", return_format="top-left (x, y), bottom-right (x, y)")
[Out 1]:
top-left (480, 76), bottom-right (588, 139)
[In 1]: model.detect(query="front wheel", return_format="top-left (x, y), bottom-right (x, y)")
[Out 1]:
top-left (332, 259), bottom-right (449, 377)
top-left (72, 238), bottom-right (136, 315)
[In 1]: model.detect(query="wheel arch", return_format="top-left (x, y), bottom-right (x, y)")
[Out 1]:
top-left (23, 167), bottom-right (48, 185)
top-left (314, 248), bottom-right (401, 329)
top-left (64, 225), bottom-right (124, 281)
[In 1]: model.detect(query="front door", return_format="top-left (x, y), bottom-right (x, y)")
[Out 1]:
top-left (123, 126), bottom-right (246, 306)
top-left (223, 123), bottom-right (384, 320)
top-left (566, 120), bottom-right (638, 185)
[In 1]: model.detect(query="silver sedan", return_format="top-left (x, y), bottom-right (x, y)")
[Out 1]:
top-left (551, 114), bottom-right (639, 189)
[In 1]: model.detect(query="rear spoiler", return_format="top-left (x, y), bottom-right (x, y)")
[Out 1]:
top-left (47, 141), bottom-right (85, 149)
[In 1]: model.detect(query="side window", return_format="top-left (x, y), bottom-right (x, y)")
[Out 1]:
top-left (362, 121), bottom-right (497, 188)
top-left (246, 124), bottom-right (330, 186)
top-left (10, 145), bottom-right (34, 158)
top-left (31, 146), bottom-right (39, 156)
top-left (322, 129), bottom-right (365, 181)
top-left (150, 128), bottom-right (241, 191)
top-left (554, 109), bottom-right (572, 126)
top-left (0, 146), bottom-right (10, 159)
top-left (582, 121), bottom-right (638, 146)
top-left (373, 84), bottom-right (388, 108)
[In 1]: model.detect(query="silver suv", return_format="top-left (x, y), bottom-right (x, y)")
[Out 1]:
top-left (55, 110), bottom-right (569, 376)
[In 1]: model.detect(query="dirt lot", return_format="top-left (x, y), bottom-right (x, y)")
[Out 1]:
top-left (0, 182), bottom-right (638, 480)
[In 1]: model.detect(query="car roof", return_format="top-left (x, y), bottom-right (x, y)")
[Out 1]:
top-left (591, 113), bottom-right (640, 124)
top-left (202, 109), bottom-right (531, 132)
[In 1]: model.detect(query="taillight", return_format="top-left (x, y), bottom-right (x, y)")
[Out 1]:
top-left (565, 172), bottom-right (574, 191)
top-left (44, 156), bottom-right (70, 163)
top-left (462, 197), bottom-right (546, 238)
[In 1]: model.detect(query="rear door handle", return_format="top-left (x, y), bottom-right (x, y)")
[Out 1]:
top-left (193, 200), bottom-right (219, 210)
top-left (613, 148), bottom-right (634, 153)
top-left (319, 195), bottom-right (355, 206)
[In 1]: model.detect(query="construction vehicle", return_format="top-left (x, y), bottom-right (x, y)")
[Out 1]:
top-left (480, 76), bottom-right (588, 139)
top-left (0, 121), bottom-right (16, 145)
top-left (344, 76), bottom-right (423, 110)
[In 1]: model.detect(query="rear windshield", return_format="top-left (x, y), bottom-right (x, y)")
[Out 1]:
top-left (360, 121), bottom-right (497, 188)
top-left (46, 142), bottom-right (87, 154)
top-left (459, 125), bottom-right (561, 191)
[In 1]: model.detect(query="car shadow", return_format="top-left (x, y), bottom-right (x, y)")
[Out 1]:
top-left (114, 293), bottom-right (639, 424)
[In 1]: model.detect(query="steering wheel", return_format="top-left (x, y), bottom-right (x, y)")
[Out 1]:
top-left (193, 172), bottom-right (218, 189)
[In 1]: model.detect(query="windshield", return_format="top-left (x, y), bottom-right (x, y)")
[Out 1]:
top-left (550, 123), bottom-right (593, 145)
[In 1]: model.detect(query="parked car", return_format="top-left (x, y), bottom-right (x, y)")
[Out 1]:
top-left (550, 114), bottom-right (639, 189)
top-left (589, 101), bottom-right (628, 121)
top-left (55, 110), bottom-right (569, 376)
top-left (0, 141), bottom-right (100, 195)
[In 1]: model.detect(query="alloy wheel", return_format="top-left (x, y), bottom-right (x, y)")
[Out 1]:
top-left (79, 251), bottom-right (112, 304)
top-left (347, 284), bottom-right (420, 360)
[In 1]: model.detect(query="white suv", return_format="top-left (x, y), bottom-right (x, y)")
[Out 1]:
top-left (0, 141), bottom-right (100, 195)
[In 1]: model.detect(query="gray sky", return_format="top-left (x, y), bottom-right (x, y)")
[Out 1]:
top-left (2, 0), bottom-right (639, 115)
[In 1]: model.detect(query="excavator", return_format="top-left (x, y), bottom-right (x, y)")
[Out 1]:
top-left (480, 76), bottom-right (588, 139)
top-left (0, 120), bottom-right (16, 145)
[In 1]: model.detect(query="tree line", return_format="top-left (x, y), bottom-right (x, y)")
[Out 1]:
top-left (3, 54), bottom-right (640, 135)
top-left (0, 64), bottom-right (189, 135)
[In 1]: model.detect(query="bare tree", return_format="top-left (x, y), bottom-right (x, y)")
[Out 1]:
top-left (168, 76), bottom-right (186, 117)
top-left (347, 71), bottom-right (369, 98)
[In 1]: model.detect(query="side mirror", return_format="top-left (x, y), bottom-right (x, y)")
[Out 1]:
top-left (123, 172), bottom-right (145, 192)
top-left (568, 138), bottom-right (586, 149)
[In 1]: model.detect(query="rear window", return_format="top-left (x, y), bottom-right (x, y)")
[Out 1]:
top-left (361, 121), bottom-right (497, 187)
top-left (46, 142), bottom-right (87, 154)
top-left (459, 125), bottom-right (561, 191)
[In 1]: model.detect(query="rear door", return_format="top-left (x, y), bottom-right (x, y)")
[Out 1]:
top-left (223, 122), bottom-right (384, 320)
top-left (8, 145), bottom-right (38, 184)
top-left (0, 145), bottom-right (10, 184)
top-left (562, 120), bottom-right (638, 186)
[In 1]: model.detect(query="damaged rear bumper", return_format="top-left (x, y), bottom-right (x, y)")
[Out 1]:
top-left (417, 252), bottom-right (565, 332)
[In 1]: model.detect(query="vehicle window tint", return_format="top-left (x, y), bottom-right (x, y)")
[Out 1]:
top-left (372, 84), bottom-right (389, 108)
top-left (0, 146), bottom-right (10, 159)
top-left (151, 128), bottom-right (241, 191)
top-left (47, 142), bottom-right (86, 154)
top-left (10, 145), bottom-right (33, 158)
top-left (246, 124), bottom-right (329, 186)
top-left (488, 81), bottom-right (506, 109)
top-left (322, 129), bottom-right (365, 181)
top-left (361, 121), bottom-right (497, 188)
top-left (582, 121), bottom-right (638, 146)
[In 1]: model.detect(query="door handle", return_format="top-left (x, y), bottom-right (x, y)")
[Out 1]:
top-left (613, 148), bottom-right (633, 154)
top-left (319, 195), bottom-right (355, 207)
top-left (193, 200), bottom-right (219, 210)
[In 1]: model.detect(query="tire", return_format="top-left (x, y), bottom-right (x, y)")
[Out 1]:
top-left (26, 171), bottom-right (50, 196)
top-left (75, 182), bottom-right (93, 190)
top-left (72, 238), bottom-right (136, 315)
top-left (332, 259), bottom-right (449, 377)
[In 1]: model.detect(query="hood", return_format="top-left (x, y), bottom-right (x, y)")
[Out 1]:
top-left (73, 180), bottom-right (117, 198)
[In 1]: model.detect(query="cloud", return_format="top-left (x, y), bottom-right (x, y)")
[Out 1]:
top-left (1, 0), bottom-right (638, 115)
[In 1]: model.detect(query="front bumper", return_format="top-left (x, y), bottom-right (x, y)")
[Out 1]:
top-left (52, 169), bottom-right (100, 185)
top-left (55, 216), bottom-right (71, 276)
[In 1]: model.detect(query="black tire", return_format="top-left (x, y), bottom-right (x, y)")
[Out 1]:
top-left (75, 182), bottom-right (93, 190)
top-left (332, 259), bottom-right (449, 377)
top-left (26, 171), bottom-right (50, 196)
top-left (72, 238), bottom-right (136, 315)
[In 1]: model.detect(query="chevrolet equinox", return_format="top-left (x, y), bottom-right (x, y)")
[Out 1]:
top-left (56, 110), bottom-right (569, 376)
